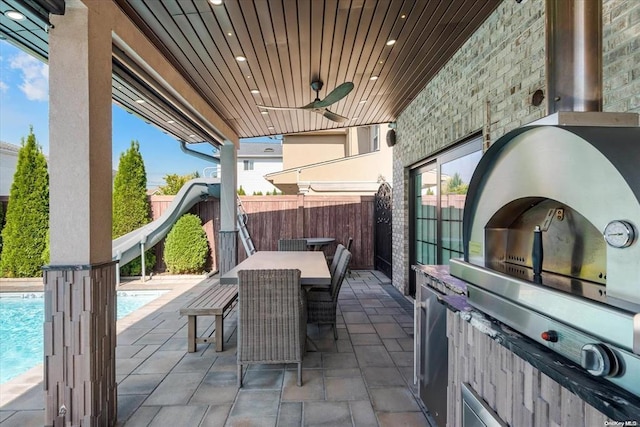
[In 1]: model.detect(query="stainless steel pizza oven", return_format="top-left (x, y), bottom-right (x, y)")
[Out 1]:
top-left (450, 121), bottom-right (640, 397)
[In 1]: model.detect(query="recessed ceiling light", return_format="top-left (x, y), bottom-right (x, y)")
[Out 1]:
top-left (209, 0), bottom-right (223, 5)
top-left (352, 117), bottom-right (359, 120)
top-left (135, 99), bottom-right (145, 104)
top-left (167, 120), bottom-right (175, 124)
top-left (268, 126), bottom-right (275, 130)
top-left (261, 111), bottom-right (269, 115)
top-left (247, 75), bottom-right (252, 79)
top-left (386, 39), bottom-right (396, 46)
top-left (236, 55), bottom-right (246, 62)
top-left (250, 89), bottom-right (260, 94)
top-left (370, 76), bottom-right (378, 81)
top-left (189, 134), bottom-right (196, 137)
top-left (379, 60), bottom-right (384, 64)
top-left (401, 14), bottom-right (406, 19)
top-left (4, 10), bottom-right (25, 20)
top-left (227, 32), bottom-right (233, 36)
top-left (359, 100), bottom-right (367, 104)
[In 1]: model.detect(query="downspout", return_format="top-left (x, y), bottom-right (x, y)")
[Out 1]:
top-left (179, 141), bottom-right (221, 164)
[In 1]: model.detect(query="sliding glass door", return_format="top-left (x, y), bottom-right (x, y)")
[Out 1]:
top-left (409, 136), bottom-right (482, 296)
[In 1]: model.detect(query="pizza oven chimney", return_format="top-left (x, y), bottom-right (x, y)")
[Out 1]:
top-left (545, 0), bottom-right (602, 113)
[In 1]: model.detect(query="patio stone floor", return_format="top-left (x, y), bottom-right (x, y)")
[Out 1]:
top-left (0, 271), bottom-right (432, 427)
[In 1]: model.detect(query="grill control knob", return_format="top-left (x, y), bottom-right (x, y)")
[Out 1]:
top-left (580, 344), bottom-right (618, 377)
top-left (541, 330), bottom-right (558, 342)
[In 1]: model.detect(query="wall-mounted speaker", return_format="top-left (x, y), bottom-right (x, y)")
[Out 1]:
top-left (386, 129), bottom-right (396, 147)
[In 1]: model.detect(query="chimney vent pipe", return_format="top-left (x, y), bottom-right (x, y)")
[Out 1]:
top-left (545, 0), bottom-right (602, 114)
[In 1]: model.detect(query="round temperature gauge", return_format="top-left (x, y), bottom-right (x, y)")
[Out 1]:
top-left (603, 220), bottom-right (636, 248)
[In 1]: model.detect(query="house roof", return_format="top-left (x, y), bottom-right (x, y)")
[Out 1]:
top-left (237, 142), bottom-right (282, 158)
top-left (0, 141), bottom-right (21, 154)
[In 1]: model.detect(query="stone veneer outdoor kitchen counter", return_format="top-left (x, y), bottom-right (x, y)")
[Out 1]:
top-left (412, 264), bottom-right (640, 423)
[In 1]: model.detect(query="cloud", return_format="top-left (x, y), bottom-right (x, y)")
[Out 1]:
top-left (0, 80), bottom-right (7, 93)
top-left (9, 52), bottom-right (48, 101)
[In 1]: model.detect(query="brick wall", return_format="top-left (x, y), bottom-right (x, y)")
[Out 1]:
top-left (392, 0), bottom-right (640, 294)
top-left (395, 1), bottom-right (640, 425)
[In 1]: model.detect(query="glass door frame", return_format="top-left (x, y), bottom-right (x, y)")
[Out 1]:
top-left (408, 134), bottom-right (482, 296)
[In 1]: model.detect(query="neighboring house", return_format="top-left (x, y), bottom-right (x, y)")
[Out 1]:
top-left (265, 124), bottom-right (393, 195)
top-left (213, 141), bottom-right (283, 194)
top-left (0, 142), bottom-right (22, 197)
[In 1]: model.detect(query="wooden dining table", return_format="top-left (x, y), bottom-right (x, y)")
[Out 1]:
top-left (220, 251), bottom-right (331, 289)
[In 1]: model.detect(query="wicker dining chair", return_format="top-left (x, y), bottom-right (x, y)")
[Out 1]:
top-left (329, 244), bottom-right (346, 277)
top-left (237, 269), bottom-right (306, 387)
top-left (307, 248), bottom-right (352, 340)
top-left (277, 238), bottom-right (308, 251)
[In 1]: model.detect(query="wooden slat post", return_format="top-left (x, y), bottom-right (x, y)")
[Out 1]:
top-left (296, 194), bottom-right (305, 238)
top-left (43, 263), bottom-right (117, 427)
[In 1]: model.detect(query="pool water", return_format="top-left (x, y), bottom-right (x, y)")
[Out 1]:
top-left (0, 291), bottom-right (163, 384)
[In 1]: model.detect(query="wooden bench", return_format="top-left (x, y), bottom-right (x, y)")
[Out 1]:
top-left (179, 284), bottom-right (238, 352)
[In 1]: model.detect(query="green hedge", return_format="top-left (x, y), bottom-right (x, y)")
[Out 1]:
top-left (163, 214), bottom-right (209, 274)
top-left (0, 129), bottom-right (49, 277)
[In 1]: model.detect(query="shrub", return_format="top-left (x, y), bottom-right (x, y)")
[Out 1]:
top-left (112, 141), bottom-right (155, 275)
top-left (237, 185), bottom-right (246, 195)
top-left (163, 214), bottom-right (209, 274)
top-left (157, 171), bottom-right (199, 195)
top-left (0, 129), bottom-right (49, 277)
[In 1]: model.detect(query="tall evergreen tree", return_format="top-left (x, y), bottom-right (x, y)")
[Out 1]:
top-left (112, 141), bottom-right (155, 275)
top-left (0, 129), bottom-right (49, 277)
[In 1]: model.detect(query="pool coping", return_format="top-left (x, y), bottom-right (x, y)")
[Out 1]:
top-left (0, 275), bottom-right (208, 408)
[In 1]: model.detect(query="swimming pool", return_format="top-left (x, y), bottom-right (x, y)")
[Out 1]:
top-left (0, 291), bottom-right (165, 384)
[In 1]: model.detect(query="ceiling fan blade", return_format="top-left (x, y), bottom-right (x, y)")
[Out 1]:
top-left (302, 82), bottom-right (354, 109)
top-left (322, 109), bottom-right (349, 123)
top-left (257, 104), bottom-right (301, 111)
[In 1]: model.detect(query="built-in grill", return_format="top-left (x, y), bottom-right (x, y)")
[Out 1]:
top-left (450, 118), bottom-right (640, 398)
top-left (450, 0), bottom-right (640, 399)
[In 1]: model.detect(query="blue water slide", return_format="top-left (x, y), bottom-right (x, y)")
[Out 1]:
top-left (112, 178), bottom-right (221, 267)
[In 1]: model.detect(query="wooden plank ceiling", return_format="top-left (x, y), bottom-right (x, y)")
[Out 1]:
top-left (114, 0), bottom-right (502, 139)
top-left (0, 0), bottom-right (501, 141)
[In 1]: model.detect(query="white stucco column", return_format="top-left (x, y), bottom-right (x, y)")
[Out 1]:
top-left (49, 0), bottom-right (112, 265)
top-left (45, 1), bottom-right (116, 425)
top-left (219, 141), bottom-right (238, 273)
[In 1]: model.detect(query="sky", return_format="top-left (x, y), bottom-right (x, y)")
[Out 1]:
top-left (0, 40), bottom-right (273, 188)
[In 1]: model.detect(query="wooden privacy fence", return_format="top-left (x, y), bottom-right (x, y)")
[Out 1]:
top-left (237, 195), bottom-right (374, 269)
top-left (149, 194), bottom-right (374, 272)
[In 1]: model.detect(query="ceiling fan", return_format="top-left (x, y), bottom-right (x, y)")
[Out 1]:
top-left (257, 80), bottom-right (354, 123)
